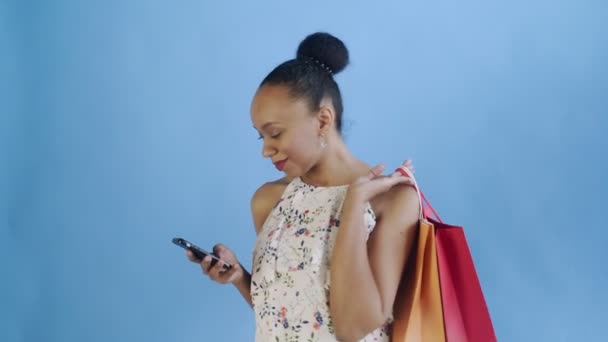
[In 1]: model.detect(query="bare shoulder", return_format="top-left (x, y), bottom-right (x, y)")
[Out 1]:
top-left (373, 184), bottom-right (421, 229)
top-left (250, 177), bottom-right (290, 234)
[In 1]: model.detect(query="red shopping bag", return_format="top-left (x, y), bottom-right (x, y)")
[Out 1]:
top-left (422, 191), bottom-right (497, 342)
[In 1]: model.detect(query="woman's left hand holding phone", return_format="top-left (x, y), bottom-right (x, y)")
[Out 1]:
top-left (186, 244), bottom-right (244, 285)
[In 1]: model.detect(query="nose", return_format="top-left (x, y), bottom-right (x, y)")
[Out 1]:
top-left (262, 139), bottom-right (276, 158)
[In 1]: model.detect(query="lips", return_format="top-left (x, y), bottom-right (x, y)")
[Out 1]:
top-left (273, 159), bottom-right (288, 171)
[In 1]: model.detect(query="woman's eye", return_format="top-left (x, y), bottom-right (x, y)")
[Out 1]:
top-left (257, 131), bottom-right (282, 140)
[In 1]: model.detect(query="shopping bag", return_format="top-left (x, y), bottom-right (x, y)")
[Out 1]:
top-left (392, 166), bottom-right (497, 342)
top-left (391, 173), bottom-right (446, 341)
top-left (426, 194), bottom-right (497, 342)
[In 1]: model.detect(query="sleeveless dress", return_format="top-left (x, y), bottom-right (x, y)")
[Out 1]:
top-left (251, 177), bottom-right (391, 341)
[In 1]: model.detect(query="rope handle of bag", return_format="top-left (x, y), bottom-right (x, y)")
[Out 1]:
top-left (395, 166), bottom-right (443, 223)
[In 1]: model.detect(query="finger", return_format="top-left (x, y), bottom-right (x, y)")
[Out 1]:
top-left (187, 250), bottom-right (204, 263)
top-left (387, 173), bottom-right (415, 185)
top-left (215, 248), bottom-right (234, 265)
top-left (404, 159), bottom-right (415, 173)
top-left (394, 176), bottom-right (416, 187)
top-left (368, 164), bottom-right (385, 179)
top-left (379, 176), bottom-right (415, 193)
top-left (208, 259), bottom-right (229, 280)
top-left (365, 174), bottom-right (415, 197)
top-left (215, 263), bottom-right (238, 283)
top-left (222, 267), bottom-right (241, 284)
top-left (395, 165), bottom-right (414, 178)
top-left (186, 250), bottom-right (198, 262)
top-left (213, 244), bottom-right (226, 258)
top-left (200, 255), bottom-right (212, 275)
top-left (389, 168), bottom-right (406, 178)
top-left (213, 244), bottom-right (237, 266)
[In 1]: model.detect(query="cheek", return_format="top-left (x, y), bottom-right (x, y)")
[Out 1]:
top-left (282, 133), bottom-right (317, 163)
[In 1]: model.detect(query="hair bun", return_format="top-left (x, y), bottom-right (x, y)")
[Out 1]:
top-left (296, 32), bottom-right (349, 75)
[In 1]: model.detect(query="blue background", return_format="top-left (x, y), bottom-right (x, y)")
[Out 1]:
top-left (1, 0), bottom-right (606, 341)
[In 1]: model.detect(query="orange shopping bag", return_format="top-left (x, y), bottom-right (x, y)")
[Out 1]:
top-left (391, 169), bottom-right (446, 341)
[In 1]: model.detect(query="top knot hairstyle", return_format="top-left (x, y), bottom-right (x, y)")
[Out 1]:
top-left (260, 32), bottom-right (350, 134)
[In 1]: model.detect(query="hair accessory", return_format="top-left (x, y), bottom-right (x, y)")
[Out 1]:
top-left (299, 56), bottom-right (333, 76)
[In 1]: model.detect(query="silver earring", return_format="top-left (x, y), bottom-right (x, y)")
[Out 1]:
top-left (319, 134), bottom-right (327, 149)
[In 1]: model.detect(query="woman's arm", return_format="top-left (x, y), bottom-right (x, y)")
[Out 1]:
top-left (232, 268), bottom-right (254, 307)
top-left (330, 183), bottom-right (419, 341)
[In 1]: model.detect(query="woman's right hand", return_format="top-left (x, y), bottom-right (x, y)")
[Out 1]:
top-left (186, 244), bottom-right (244, 285)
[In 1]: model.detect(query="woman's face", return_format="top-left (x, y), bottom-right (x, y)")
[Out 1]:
top-left (250, 84), bottom-right (322, 177)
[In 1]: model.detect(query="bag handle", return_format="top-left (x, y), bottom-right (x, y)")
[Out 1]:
top-left (421, 191), bottom-right (442, 223)
top-left (395, 166), bottom-right (443, 223)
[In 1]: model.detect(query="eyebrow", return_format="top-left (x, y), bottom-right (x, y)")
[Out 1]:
top-left (254, 122), bottom-right (280, 131)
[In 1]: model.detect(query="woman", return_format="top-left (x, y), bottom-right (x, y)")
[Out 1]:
top-left (186, 32), bottom-right (420, 341)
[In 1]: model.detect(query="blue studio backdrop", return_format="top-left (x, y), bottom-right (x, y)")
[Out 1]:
top-left (1, 0), bottom-right (607, 341)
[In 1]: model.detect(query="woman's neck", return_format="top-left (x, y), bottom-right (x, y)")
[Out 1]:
top-left (301, 139), bottom-right (368, 187)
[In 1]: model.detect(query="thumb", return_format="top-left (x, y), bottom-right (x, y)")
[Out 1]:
top-left (213, 243), bottom-right (225, 255)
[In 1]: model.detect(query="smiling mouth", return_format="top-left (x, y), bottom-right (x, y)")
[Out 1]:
top-left (273, 159), bottom-right (288, 171)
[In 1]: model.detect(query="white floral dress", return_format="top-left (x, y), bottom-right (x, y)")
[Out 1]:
top-left (251, 177), bottom-right (391, 341)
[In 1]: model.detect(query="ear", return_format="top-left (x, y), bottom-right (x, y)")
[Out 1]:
top-left (316, 98), bottom-right (336, 133)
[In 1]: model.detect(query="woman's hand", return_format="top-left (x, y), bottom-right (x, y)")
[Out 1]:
top-left (186, 244), bottom-right (244, 285)
top-left (346, 159), bottom-right (416, 204)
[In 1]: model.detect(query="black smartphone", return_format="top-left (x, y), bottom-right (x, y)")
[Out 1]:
top-left (172, 237), bottom-right (232, 271)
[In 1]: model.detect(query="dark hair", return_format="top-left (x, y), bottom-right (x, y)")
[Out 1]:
top-left (260, 32), bottom-right (350, 134)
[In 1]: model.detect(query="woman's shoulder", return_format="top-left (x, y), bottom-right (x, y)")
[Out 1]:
top-left (376, 184), bottom-right (419, 215)
top-left (250, 177), bottom-right (292, 234)
top-left (365, 161), bottom-right (420, 221)
top-left (252, 176), bottom-right (291, 200)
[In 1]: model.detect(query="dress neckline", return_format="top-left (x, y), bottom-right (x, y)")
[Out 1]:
top-left (294, 176), bottom-right (351, 190)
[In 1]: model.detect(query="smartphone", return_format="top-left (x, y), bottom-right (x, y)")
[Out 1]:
top-left (172, 237), bottom-right (232, 271)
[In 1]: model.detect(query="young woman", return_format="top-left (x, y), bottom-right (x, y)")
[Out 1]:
top-left (186, 32), bottom-right (420, 341)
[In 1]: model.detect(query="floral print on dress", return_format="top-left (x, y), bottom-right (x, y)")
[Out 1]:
top-left (251, 177), bottom-right (391, 341)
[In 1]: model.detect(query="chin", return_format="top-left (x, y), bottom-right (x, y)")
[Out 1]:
top-left (282, 167), bottom-right (300, 178)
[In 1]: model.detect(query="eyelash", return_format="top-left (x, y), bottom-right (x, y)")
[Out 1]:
top-left (258, 132), bottom-right (282, 140)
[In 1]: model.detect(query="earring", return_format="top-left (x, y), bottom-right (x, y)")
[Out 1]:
top-left (319, 134), bottom-right (327, 149)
